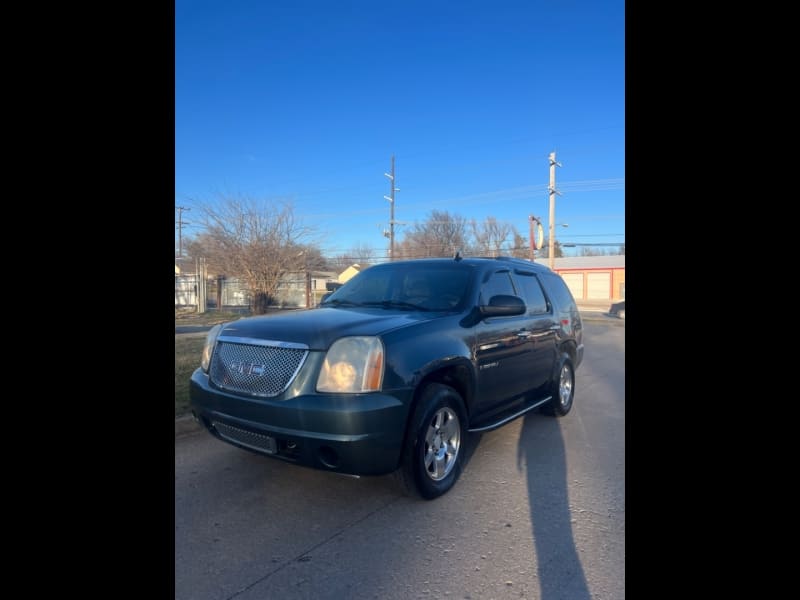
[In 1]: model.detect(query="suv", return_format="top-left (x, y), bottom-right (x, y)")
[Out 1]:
top-left (190, 256), bottom-right (584, 499)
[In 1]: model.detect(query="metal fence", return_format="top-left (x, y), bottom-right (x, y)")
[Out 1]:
top-left (175, 275), bottom-right (322, 310)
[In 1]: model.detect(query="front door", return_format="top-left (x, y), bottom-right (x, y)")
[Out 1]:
top-left (473, 269), bottom-right (534, 420)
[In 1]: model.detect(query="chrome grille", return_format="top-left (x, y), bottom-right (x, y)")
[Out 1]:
top-left (209, 337), bottom-right (309, 397)
top-left (213, 421), bottom-right (277, 454)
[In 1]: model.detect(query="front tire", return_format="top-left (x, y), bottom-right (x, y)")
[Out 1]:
top-left (541, 354), bottom-right (575, 417)
top-left (397, 383), bottom-right (467, 499)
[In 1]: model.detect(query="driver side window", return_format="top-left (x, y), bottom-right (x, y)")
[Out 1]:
top-left (479, 270), bottom-right (516, 304)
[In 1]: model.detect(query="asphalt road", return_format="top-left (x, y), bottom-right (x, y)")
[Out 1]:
top-left (175, 322), bottom-right (625, 600)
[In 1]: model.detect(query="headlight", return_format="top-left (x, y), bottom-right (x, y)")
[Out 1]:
top-left (200, 323), bottom-right (224, 372)
top-left (317, 337), bottom-right (384, 393)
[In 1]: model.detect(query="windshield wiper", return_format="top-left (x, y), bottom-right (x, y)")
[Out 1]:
top-left (320, 299), bottom-right (363, 307)
top-left (362, 300), bottom-right (431, 311)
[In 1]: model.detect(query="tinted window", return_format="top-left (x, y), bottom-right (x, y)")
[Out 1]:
top-left (327, 263), bottom-right (472, 310)
top-left (513, 271), bottom-right (550, 315)
top-left (541, 273), bottom-right (577, 311)
top-left (480, 270), bottom-right (516, 304)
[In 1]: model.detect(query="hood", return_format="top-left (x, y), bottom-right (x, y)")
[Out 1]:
top-left (218, 307), bottom-right (436, 350)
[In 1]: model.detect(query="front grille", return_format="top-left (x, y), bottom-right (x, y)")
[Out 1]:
top-left (213, 421), bottom-right (277, 454)
top-left (209, 337), bottom-right (309, 397)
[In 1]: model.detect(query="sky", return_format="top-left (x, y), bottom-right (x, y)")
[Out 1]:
top-left (175, 0), bottom-right (624, 260)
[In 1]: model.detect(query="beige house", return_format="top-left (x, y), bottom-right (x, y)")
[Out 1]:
top-left (338, 264), bottom-right (362, 284)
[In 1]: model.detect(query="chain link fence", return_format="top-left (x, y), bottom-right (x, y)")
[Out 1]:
top-left (176, 275), bottom-right (331, 310)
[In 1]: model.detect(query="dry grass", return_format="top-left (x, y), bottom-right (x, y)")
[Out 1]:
top-left (175, 335), bottom-right (207, 416)
top-left (175, 307), bottom-right (250, 326)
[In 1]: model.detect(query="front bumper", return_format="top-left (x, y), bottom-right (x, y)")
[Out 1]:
top-left (189, 368), bottom-right (412, 476)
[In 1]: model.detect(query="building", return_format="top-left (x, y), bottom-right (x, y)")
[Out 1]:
top-left (551, 255), bottom-right (625, 302)
top-left (337, 264), bottom-right (362, 284)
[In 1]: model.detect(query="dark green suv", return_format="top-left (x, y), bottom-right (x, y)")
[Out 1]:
top-left (190, 256), bottom-right (584, 499)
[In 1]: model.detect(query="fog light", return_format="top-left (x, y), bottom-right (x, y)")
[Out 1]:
top-left (318, 446), bottom-right (339, 469)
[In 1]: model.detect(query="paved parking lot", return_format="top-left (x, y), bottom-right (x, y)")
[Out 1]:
top-left (175, 321), bottom-right (624, 599)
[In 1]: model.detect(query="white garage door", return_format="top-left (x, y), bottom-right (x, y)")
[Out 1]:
top-left (586, 272), bottom-right (611, 300)
top-left (561, 273), bottom-right (584, 300)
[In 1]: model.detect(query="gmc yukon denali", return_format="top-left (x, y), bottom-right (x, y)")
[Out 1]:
top-left (189, 256), bottom-right (584, 499)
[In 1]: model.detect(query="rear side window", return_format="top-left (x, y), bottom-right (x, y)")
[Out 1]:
top-left (542, 273), bottom-right (577, 312)
top-left (512, 271), bottom-right (550, 315)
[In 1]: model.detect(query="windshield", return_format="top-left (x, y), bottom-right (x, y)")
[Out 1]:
top-left (322, 263), bottom-right (473, 312)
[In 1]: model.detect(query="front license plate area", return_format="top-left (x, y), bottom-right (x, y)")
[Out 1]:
top-left (213, 421), bottom-right (278, 454)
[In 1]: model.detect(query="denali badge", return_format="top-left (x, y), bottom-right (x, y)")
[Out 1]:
top-left (229, 361), bottom-right (267, 376)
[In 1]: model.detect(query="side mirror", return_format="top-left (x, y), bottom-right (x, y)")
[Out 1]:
top-left (479, 294), bottom-right (526, 318)
top-left (319, 292), bottom-right (332, 306)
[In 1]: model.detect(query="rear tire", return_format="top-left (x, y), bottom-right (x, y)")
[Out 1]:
top-left (396, 383), bottom-right (467, 499)
top-left (541, 354), bottom-right (575, 417)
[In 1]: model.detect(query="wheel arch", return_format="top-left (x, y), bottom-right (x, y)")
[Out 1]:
top-left (396, 358), bottom-right (475, 468)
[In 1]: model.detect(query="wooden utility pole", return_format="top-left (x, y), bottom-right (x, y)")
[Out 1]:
top-left (176, 206), bottom-right (190, 258)
top-left (384, 156), bottom-right (397, 260)
top-left (548, 152), bottom-right (562, 270)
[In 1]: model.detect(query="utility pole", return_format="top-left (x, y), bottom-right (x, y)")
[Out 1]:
top-left (306, 268), bottom-right (311, 308)
top-left (383, 155), bottom-right (397, 260)
top-left (548, 152), bottom-right (562, 270)
top-left (176, 206), bottom-right (191, 258)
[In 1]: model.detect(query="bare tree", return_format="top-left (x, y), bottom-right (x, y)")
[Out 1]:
top-left (579, 246), bottom-right (615, 256)
top-left (471, 217), bottom-right (513, 257)
top-left (191, 196), bottom-right (318, 313)
top-left (396, 210), bottom-right (470, 259)
top-left (510, 231), bottom-right (529, 260)
top-left (329, 243), bottom-right (377, 271)
top-left (536, 238), bottom-right (564, 259)
top-left (351, 243), bottom-right (377, 266)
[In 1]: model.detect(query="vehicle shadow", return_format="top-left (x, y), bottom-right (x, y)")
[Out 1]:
top-left (517, 410), bottom-right (591, 600)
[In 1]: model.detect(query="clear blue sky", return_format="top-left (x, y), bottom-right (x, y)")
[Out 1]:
top-left (175, 0), bottom-right (624, 259)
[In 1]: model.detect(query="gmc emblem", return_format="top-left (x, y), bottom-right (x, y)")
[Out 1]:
top-left (229, 361), bottom-right (267, 376)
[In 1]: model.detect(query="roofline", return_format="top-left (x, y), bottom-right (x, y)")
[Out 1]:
top-left (554, 267), bottom-right (625, 272)
top-left (377, 255), bottom-right (554, 271)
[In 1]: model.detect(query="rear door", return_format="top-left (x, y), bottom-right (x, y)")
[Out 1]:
top-left (511, 269), bottom-right (558, 394)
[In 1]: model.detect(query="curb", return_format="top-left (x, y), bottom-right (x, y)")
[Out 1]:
top-left (580, 313), bottom-right (625, 326)
top-left (176, 414), bottom-right (203, 438)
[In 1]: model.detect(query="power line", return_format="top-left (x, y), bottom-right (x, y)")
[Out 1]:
top-left (179, 178), bottom-right (623, 223)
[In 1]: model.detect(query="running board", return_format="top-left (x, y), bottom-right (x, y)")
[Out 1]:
top-left (467, 396), bottom-right (552, 433)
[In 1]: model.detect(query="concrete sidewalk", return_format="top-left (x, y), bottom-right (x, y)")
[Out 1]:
top-left (176, 413), bottom-right (203, 438)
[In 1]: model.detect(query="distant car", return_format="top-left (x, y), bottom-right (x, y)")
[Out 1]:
top-left (190, 256), bottom-right (584, 499)
top-left (608, 300), bottom-right (625, 319)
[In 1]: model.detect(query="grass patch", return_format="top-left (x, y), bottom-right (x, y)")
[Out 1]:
top-left (175, 307), bottom-right (251, 326)
top-left (175, 335), bottom-right (207, 416)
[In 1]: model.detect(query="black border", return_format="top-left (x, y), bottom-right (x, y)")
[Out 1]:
top-left (39, 3), bottom-right (176, 595)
